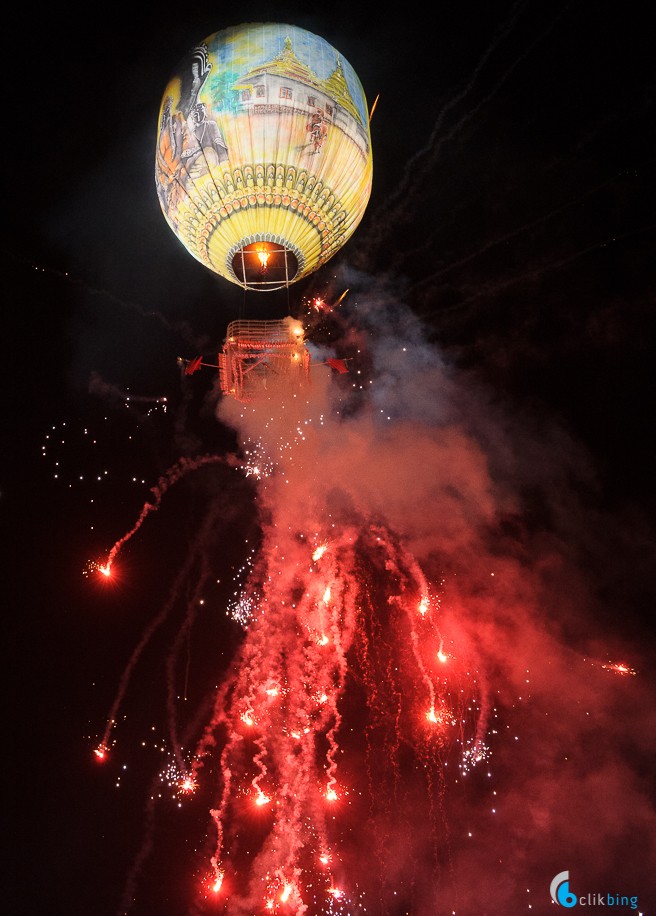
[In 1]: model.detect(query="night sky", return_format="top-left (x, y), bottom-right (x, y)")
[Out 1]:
top-left (5, 3), bottom-right (656, 915)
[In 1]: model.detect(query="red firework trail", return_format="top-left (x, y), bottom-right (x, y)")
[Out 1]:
top-left (90, 323), bottom-right (512, 916)
top-left (96, 454), bottom-right (230, 576)
top-left (92, 363), bottom-right (493, 915)
top-left (181, 516), bottom-right (487, 914)
top-left (93, 454), bottom-right (233, 756)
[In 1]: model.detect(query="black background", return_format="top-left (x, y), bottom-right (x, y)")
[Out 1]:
top-left (4, 3), bottom-right (656, 914)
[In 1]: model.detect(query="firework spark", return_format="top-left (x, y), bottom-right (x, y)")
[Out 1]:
top-left (601, 661), bottom-right (637, 677)
top-left (88, 286), bottom-right (654, 915)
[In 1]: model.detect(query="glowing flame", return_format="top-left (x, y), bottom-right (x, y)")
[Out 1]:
top-left (427, 707), bottom-right (438, 724)
top-left (94, 745), bottom-right (107, 761)
top-left (212, 871), bottom-right (224, 893)
top-left (241, 712), bottom-right (254, 726)
top-left (322, 586), bottom-right (331, 604)
top-left (280, 884), bottom-right (292, 903)
top-left (418, 596), bottom-right (429, 615)
top-left (83, 559), bottom-right (113, 579)
top-left (257, 249), bottom-right (269, 268)
top-left (602, 661), bottom-right (637, 676)
top-left (255, 791), bottom-right (271, 806)
top-left (180, 776), bottom-right (196, 793)
top-left (326, 787), bottom-right (338, 801)
top-left (328, 887), bottom-right (343, 899)
top-left (437, 649), bottom-right (448, 663)
top-left (312, 543), bottom-right (328, 562)
top-left (369, 93), bottom-right (380, 120)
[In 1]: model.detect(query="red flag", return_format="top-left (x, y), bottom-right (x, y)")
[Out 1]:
top-left (326, 358), bottom-right (349, 374)
top-left (184, 356), bottom-right (203, 375)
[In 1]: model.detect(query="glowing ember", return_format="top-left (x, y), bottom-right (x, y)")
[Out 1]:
top-left (212, 871), bottom-right (224, 893)
top-left (313, 543), bottom-right (329, 562)
top-left (83, 559), bottom-right (113, 579)
top-left (602, 661), bottom-right (637, 676)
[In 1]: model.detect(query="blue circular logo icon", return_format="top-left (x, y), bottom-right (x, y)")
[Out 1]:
top-left (550, 871), bottom-right (577, 907)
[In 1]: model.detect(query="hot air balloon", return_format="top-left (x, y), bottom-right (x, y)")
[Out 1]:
top-left (155, 22), bottom-right (373, 292)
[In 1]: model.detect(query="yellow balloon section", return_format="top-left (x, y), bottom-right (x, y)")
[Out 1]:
top-left (156, 23), bottom-right (373, 291)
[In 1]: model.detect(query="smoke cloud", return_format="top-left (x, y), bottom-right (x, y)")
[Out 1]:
top-left (191, 263), bottom-right (656, 914)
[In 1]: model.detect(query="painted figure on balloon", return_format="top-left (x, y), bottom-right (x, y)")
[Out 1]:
top-left (306, 108), bottom-right (328, 153)
top-left (156, 44), bottom-right (229, 212)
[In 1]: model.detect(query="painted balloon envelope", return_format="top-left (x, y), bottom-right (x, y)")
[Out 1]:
top-left (156, 22), bottom-right (373, 292)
